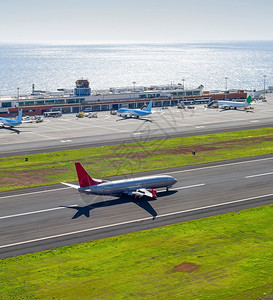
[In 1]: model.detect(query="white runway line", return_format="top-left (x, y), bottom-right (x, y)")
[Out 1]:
top-left (60, 140), bottom-right (72, 143)
top-left (0, 205), bottom-right (78, 220)
top-left (245, 171), bottom-right (273, 178)
top-left (0, 187), bottom-right (71, 200)
top-left (1, 192), bottom-right (273, 249)
top-left (0, 184), bottom-right (205, 220)
top-left (1, 156), bottom-right (272, 201)
top-left (175, 183), bottom-right (205, 190)
top-left (158, 183), bottom-right (205, 192)
top-left (166, 156), bottom-right (273, 175)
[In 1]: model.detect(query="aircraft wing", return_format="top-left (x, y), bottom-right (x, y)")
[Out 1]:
top-left (125, 111), bottom-right (137, 117)
top-left (0, 120), bottom-right (9, 126)
top-left (128, 188), bottom-right (154, 198)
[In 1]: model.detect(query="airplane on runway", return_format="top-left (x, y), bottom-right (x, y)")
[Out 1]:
top-left (218, 95), bottom-right (252, 110)
top-left (117, 100), bottom-right (153, 118)
top-left (0, 109), bottom-right (23, 127)
top-left (62, 162), bottom-right (177, 198)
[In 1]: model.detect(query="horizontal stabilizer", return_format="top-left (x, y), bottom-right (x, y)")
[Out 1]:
top-left (61, 182), bottom-right (80, 189)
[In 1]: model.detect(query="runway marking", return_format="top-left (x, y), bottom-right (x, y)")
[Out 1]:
top-left (60, 140), bottom-right (72, 143)
top-left (245, 171), bottom-right (273, 178)
top-left (60, 139), bottom-right (72, 143)
top-left (0, 184), bottom-right (205, 220)
top-left (0, 187), bottom-right (71, 200)
top-left (2, 121), bottom-right (273, 157)
top-left (0, 157), bottom-right (273, 205)
top-left (89, 125), bottom-right (126, 133)
top-left (166, 156), bottom-right (273, 175)
top-left (160, 183), bottom-right (205, 191)
top-left (0, 205), bottom-right (78, 220)
top-left (1, 192), bottom-right (272, 249)
top-left (0, 156), bottom-right (272, 200)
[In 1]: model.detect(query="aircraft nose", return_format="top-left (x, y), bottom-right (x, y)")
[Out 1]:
top-left (170, 177), bottom-right (177, 185)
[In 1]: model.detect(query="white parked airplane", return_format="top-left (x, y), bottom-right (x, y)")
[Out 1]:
top-left (0, 109), bottom-right (23, 127)
top-left (218, 96), bottom-right (252, 110)
top-left (117, 100), bottom-right (153, 118)
top-left (62, 162), bottom-right (177, 198)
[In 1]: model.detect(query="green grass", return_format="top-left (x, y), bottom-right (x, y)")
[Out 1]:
top-left (1, 128), bottom-right (273, 299)
top-left (0, 127), bottom-right (273, 192)
top-left (0, 205), bottom-right (272, 299)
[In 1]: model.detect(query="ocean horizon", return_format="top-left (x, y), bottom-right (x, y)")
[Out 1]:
top-left (0, 41), bottom-right (272, 96)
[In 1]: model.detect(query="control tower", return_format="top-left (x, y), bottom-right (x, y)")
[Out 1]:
top-left (74, 79), bottom-right (91, 96)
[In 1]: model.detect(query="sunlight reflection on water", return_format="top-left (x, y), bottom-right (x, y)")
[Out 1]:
top-left (0, 42), bottom-right (272, 95)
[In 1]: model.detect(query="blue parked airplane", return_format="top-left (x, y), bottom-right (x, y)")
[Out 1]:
top-left (117, 100), bottom-right (153, 118)
top-left (0, 109), bottom-right (23, 127)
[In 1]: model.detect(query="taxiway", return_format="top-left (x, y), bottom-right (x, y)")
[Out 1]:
top-left (0, 96), bottom-right (273, 157)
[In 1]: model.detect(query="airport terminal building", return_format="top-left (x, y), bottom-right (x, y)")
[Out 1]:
top-left (0, 79), bottom-right (248, 117)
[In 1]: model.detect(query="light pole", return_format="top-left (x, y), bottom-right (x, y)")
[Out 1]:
top-left (225, 77), bottom-right (228, 100)
top-left (263, 75), bottom-right (266, 100)
top-left (182, 79), bottom-right (185, 105)
top-left (17, 87), bottom-right (20, 113)
top-left (132, 81), bottom-right (136, 108)
top-left (182, 79), bottom-right (185, 90)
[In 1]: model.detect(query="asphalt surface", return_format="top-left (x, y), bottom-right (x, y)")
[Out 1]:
top-left (0, 155), bottom-right (273, 258)
top-left (1, 96), bottom-right (273, 157)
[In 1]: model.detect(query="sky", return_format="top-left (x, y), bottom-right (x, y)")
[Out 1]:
top-left (0, 0), bottom-right (273, 43)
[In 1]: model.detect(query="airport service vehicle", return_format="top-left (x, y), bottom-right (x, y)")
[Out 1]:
top-left (117, 100), bottom-right (153, 118)
top-left (35, 116), bottom-right (43, 123)
top-left (62, 162), bottom-right (177, 198)
top-left (44, 111), bottom-right (62, 117)
top-left (22, 115), bottom-right (44, 123)
top-left (88, 112), bottom-right (98, 118)
top-left (218, 96), bottom-right (252, 110)
top-left (0, 109), bottom-right (22, 127)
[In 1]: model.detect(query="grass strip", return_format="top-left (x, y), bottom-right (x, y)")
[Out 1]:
top-left (0, 204), bottom-right (272, 299)
top-left (0, 127), bottom-right (273, 192)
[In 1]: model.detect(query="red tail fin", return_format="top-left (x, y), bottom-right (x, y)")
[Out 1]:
top-left (75, 162), bottom-right (101, 188)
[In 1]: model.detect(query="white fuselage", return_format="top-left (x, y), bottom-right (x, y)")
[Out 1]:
top-left (218, 100), bottom-right (249, 109)
top-left (79, 175), bottom-right (176, 195)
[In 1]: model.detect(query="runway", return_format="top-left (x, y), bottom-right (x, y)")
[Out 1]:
top-left (1, 96), bottom-right (273, 157)
top-left (0, 155), bottom-right (273, 258)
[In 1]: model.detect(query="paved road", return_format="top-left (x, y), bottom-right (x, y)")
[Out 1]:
top-left (1, 98), bottom-right (273, 157)
top-left (0, 155), bottom-right (272, 258)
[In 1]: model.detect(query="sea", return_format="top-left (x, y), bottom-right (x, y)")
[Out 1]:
top-left (0, 41), bottom-right (272, 96)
